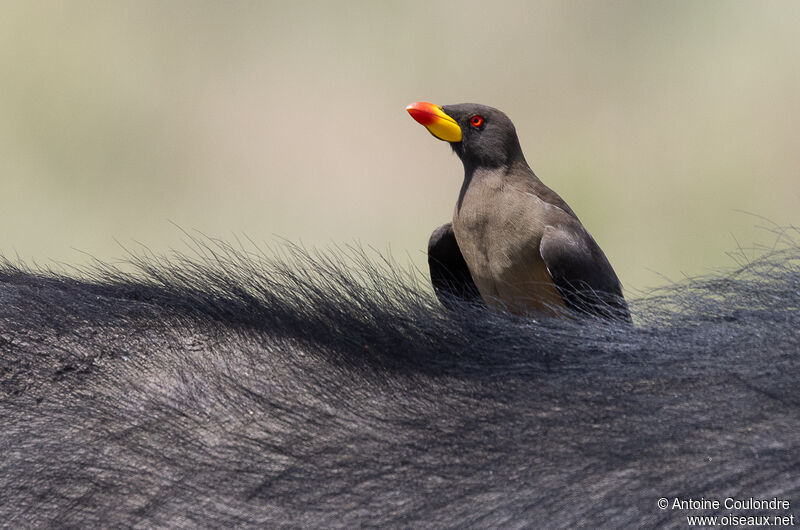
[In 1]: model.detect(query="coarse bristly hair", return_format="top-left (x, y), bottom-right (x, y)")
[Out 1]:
top-left (1, 227), bottom-right (799, 528)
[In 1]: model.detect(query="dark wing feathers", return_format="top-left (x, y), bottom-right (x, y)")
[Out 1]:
top-left (427, 223), bottom-right (483, 308)
top-left (539, 224), bottom-right (631, 322)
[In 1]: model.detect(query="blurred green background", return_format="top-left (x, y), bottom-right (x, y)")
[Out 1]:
top-left (1, 1), bottom-right (798, 292)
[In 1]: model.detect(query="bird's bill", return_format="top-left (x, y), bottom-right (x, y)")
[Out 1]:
top-left (406, 102), bottom-right (462, 142)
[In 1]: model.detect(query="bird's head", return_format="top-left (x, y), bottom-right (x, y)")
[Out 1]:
top-left (406, 102), bottom-right (525, 169)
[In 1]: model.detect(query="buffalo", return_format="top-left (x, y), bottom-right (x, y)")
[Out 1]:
top-left (1, 231), bottom-right (799, 527)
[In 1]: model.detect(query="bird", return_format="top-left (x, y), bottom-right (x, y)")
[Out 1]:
top-left (406, 101), bottom-right (630, 321)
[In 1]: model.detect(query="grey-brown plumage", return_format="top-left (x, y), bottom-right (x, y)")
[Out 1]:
top-left (424, 103), bottom-right (630, 321)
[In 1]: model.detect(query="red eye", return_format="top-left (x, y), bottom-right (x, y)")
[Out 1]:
top-left (470, 115), bottom-right (484, 128)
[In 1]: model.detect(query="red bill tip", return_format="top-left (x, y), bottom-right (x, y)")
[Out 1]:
top-left (406, 101), bottom-right (440, 126)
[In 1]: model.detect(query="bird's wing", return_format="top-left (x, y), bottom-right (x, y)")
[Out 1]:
top-left (428, 223), bottom-right (483, 308)
top-left (539, 224), bottom-right (631, 321)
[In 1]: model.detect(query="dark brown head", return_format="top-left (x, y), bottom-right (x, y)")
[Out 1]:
top-left (407, 101), bottom-right (526, 169)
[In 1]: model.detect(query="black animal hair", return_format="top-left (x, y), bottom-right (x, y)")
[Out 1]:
top-left (1, 228), bottom-right (799, 527)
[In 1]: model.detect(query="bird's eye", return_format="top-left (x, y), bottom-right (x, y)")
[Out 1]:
top-left (470, 115), bottom-right (484, 128)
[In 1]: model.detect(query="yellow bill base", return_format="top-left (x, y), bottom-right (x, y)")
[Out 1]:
top-left (406, 102), bottom-right (463, 142)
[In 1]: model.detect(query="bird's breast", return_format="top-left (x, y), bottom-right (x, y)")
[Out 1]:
top-left (452, 174), bottom-right (566, 314)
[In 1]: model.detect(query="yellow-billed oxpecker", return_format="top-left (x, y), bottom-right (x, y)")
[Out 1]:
top-left (407, 101), bottom-right (630, 321)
